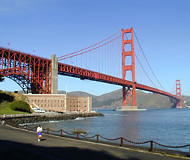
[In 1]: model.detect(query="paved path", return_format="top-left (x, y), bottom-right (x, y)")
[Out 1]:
top-left (0, 124), bottom-right (189, 160)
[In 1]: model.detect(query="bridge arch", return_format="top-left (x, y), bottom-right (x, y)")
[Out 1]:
top-left (0, 47), bottom-right (52, 94)
top-left (6, 74), bottom-right (31, 93)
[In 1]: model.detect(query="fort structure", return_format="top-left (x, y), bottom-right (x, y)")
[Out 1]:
top-left (24, 94), bottom-right (92, 113)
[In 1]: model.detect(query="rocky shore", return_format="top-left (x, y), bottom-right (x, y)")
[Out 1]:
top-left (4, 112), bottom-right (104, 126)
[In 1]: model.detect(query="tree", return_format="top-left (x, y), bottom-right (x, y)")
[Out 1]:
top-left (0, 75), bottom-right (4, 82)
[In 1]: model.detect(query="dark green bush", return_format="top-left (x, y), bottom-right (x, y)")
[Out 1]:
top-left (9, 101), bottom-right (31, 113)
top-left (0, 92), bottom-right (14, 103)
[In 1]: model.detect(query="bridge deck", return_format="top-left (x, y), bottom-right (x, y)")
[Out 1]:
top-left (58, 62), bottom-right (179, 101)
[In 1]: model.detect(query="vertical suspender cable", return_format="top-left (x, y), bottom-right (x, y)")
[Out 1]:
top-left (134, 30), bottom-right (165, 91)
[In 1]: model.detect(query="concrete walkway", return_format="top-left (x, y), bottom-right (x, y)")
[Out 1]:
top-left (0, 124), bottom-right (189, 160)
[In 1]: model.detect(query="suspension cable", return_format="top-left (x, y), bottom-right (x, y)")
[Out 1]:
top-left (124, 33), bottom-right (157, 87)
top-left (134, 30), bottom-right (166, 91)
top-left (135, 55), bottom-right (157, 88)
top-left (58, 30), bottom-right (121, 60)
top-left (58, 35), bottom-right (122, 61)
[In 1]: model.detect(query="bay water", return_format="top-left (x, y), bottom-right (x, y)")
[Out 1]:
top-left (29, 108), bottom-right (190, 152)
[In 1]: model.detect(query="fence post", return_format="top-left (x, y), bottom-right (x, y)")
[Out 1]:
top-left (61, 129), bottom-right (63, 137)
top-left (150, 141), bottom-right (153, 151)
top-left (96, 135), bottom-right (99, 143)
top-left (120, 137), bottom-right (123, 146)
top-left (47, 128), bottom-right (49, 134)
top-left (76, 132), bottom-right (79, 139)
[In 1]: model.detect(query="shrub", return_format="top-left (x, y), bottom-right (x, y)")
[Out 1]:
top-left (72, 129), bottom-right (87, 135)
top-left (0, 92), bottom-right (14, 103)
top-left (9, 101), bottom-right (31, 113)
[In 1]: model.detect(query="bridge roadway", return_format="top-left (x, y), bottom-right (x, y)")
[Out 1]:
top-left (58, 62), bottom-right (179, 101)
top-left (0, 124), bottom-right (188, 160)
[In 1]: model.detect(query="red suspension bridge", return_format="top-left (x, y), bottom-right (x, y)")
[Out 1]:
top-left (0, 28), bottom-right (182, 108)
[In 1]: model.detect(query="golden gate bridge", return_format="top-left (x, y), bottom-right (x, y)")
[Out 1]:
top-left (0, 28), bottom-right (182, 108)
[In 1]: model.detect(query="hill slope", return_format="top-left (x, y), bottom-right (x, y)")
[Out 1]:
top-left (18, 89), bottom-right (189, 109)
top-left (66, 89), bottom-right (177, 109)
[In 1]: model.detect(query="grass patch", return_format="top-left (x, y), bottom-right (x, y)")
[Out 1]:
top-left (0, 101), bottom-right (30, 115)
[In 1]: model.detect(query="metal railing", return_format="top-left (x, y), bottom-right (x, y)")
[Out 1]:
top-left (19, 125), bottom-right (190, 154)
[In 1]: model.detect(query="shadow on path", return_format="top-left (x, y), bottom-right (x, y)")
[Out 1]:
top-left (40, 138), bottom-right (47, 141)
top-left (0, 139), bottom-right (140, 160)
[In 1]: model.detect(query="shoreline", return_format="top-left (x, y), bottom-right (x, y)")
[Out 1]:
top-left (3, 112), bottom-right (104, 126)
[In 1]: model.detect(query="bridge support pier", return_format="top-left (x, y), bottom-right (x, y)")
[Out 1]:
top-left (121, 85), bottom-right (137, 110)
top-left (120, 106), bottom-right (137, 110)
top-left (51, 54), bottom-right (58, 94)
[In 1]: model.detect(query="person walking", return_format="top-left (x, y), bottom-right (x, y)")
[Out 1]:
top-left (36, 125), bottom-right (43, 142)
top-left (2, 114), bottom-right (6, 125)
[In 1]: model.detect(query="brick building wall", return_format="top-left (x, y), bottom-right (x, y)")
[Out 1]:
top-left (24, 94), bottom-right (92, 113)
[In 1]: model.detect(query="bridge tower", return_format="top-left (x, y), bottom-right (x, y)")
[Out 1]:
top-left (51, 54), bottom-right (58, 94)
top-left (176, 80), bottom-right (182, 108)
top-left (121, 28), bottom-right (137, 109)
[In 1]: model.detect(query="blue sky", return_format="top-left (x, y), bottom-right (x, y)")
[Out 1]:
top-left (0, 0), bottom-right (190, 96)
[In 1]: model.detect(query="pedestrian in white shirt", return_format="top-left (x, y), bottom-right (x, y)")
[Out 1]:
top-left (36, 125), bottom-right (43, 142)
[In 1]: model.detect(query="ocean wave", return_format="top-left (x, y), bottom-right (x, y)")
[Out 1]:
top-left (75, 117), bottom-right (85, 120)
top-left (19, 120), bottom-right (60, 126)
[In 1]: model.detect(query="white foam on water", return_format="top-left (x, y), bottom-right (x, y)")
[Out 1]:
top-left (75, 117), bottom-right (85, 120)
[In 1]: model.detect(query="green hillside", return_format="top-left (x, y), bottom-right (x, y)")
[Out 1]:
top-left (0, 91), bottom-right (30, 115)
top-left (66, 89), bottom-right (178, 109)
